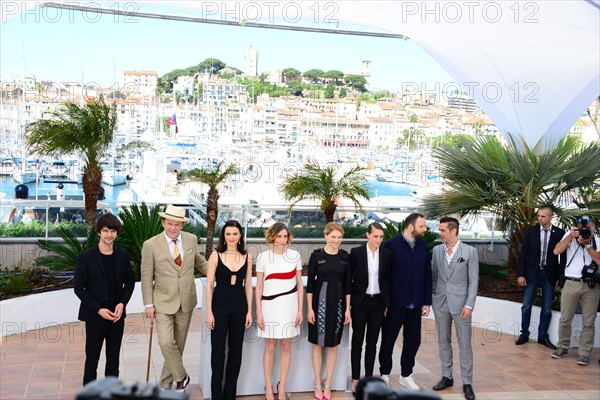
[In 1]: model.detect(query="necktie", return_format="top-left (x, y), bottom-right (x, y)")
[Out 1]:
top-left (541, 229), bottom-right (548, 267)
top-left (172, 239), bottom-right (182, 267)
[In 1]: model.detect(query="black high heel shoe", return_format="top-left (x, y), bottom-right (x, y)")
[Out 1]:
top-left (277, 381), bottom-right (290, 400)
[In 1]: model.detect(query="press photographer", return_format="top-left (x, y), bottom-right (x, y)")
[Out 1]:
top-left (551, 216), bottom-right (600, 366)
top-left (355, 376), bottom-right (441, 400)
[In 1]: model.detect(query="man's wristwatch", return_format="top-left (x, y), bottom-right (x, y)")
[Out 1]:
top-left (585, 244), bottom-right (592, 250)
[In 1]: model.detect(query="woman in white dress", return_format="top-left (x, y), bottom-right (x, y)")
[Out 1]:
top-left (256, 223), bottom-right (304, 400)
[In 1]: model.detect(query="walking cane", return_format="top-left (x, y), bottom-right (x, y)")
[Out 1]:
top-left (145, 318), bottom-right (154, 382)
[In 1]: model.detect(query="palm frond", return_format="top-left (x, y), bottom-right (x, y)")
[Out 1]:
top-left (36, 226), bottom-right (97, 271)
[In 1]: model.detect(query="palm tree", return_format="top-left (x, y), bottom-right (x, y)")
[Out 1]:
top-left (421, 135), bottom-right (600, 271)
top-left (183, 161), bottom-right (238, 258)
top-left (26, 96), bottom-right (117, 232)
top-left (407, 113), bottom-right (419, 150)
top-left (280, 160), bottom-right (371, 222)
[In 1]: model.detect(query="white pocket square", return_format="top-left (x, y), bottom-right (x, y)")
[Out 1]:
top-left (186, 248), bottom-right (193, 254)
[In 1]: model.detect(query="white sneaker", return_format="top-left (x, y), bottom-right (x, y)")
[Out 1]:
top-left (380, 374), bottom-right (390, 385)
top-left (398, 374), bottom-right (419, 390)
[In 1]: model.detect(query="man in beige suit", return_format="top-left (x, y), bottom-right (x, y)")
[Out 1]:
top-left (141, 205), bottom-right (208, 391)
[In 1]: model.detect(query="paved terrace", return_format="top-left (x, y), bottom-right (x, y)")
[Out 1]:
top-left (1, 312), bottom-right (598, 400)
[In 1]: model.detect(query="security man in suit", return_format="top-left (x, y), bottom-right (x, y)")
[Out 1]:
top-left (431, 216), bottom-right (479, 400)
top-left (349, 222), bottom-right (391, 394)
top-left (141, 205), bottom-right (208, 391)
top-left (75, 213), bottom-right (135, 386)
top-left (515, 206), bottom-right (565, 349)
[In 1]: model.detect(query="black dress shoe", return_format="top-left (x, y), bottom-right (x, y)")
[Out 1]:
top-left (515, 335), bottom-right (529, 345)
top-left (432, 376), bottom-right (454, 391)
top-left (463, 384), bottom-right (476, 400)
top-left (538, 337), bottom-right (558, 350)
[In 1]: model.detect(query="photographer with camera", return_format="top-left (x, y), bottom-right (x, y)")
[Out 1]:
top-left (551, 216), bottom-right (600, 366)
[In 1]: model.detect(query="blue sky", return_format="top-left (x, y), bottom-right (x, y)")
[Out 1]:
top-left (1, 2), bottom-right (454, 91)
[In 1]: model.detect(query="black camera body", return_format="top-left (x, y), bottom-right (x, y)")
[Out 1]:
top-left (357, 377), bottom-right (441, 400)
top-left (578, 216), bottom-right (592, 240)
top-left (76, 377), bottom-right (187, 400)
top-left (581, 262), bottom-right (600, 286)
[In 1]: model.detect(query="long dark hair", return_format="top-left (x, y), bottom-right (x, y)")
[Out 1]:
top-left (216, 220), bottom-right (247, 255)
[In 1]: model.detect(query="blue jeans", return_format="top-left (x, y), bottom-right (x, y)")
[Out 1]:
top-left (520, 269), bottom-right (554, 339)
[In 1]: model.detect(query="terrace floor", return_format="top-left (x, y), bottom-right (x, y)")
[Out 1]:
top-left (1, 312), bottom-right (598, 400)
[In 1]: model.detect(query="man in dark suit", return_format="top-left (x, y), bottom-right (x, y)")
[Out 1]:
top-left (378, 213), bottom-right (432, 390)
top-left (515, 206), bottom-right (565, 349)
top-left (349, 222), bottom-right (391, 394)
top-left (74, 213), bottom-right (135, 386)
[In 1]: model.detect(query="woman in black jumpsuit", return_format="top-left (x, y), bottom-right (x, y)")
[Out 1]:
top-left (205, 220), bottom-right (253, 400)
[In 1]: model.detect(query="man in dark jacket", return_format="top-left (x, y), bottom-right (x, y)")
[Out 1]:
top-left (515, 206), bottom-right (565, 349)
top-left (74, 213), bottom-right (135, 385)
top-left (378, 213), bottom-right (432, 390)
top-left (349, 222), bottom-right (391, 394)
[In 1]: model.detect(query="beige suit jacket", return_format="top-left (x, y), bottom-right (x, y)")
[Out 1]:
top-left (141, 231), bottom-right (208, 314)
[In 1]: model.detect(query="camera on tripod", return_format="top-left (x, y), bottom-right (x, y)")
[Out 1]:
top-left (578, 215), bottom-right (593, 240)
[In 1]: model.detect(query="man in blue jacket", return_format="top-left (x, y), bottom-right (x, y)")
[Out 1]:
top-left (378, 212), bottom-right (432, 390)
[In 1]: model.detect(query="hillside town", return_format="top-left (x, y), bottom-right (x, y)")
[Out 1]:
top-left (2, 50), bottom-right (597, 159)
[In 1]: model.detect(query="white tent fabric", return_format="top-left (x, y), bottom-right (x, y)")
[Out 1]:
top-left (331, 1), bottom-right (600, 151)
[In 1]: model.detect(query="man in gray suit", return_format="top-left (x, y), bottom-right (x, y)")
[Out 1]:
top-left (431, 217), bottom-right (479, 400)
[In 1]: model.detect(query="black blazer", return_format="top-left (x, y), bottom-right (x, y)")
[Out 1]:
top-left (74, 246), bottom-right (135, 323)
top-left (349, 244), bottom-right (391, 308)
top-left (516, 224), bottom-right (566, 286)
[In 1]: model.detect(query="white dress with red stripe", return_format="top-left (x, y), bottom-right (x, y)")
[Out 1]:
top-left (256, 248), bottom-right (302, 339)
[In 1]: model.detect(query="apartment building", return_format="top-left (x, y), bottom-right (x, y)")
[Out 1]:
top-left (123, 70), bottom-right (158, 98)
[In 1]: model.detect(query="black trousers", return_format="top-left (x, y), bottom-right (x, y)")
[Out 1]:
top-left (378, 305), bottom-right (422, 377)
top-left (83, 319), bottom-right (125, 385)
top-left (351, 295), bottom-right (386, 380)
top-left (211, 306), bottom-right (247, 400)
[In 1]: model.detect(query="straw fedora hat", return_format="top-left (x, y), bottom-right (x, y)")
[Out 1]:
top-left (158, 205), bottom-right (189, 222)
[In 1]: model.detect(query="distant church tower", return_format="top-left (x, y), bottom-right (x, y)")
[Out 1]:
top-left (362, 60), bottom-right (371, 90)
top-left (246, 46), bottom-right (258, 77)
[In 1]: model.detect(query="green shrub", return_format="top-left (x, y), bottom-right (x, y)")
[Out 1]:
top-left (0, 262), bottom-right (34, 294)
top-left (0, 220), bottom-right (87, 238)
top-left (36, 226), bottom-right (98, 271)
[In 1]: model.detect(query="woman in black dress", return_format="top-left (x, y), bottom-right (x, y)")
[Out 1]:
top-left (205, 220), bottom-right (253, 400)
top-left (306, 222), bottom-right (351, 400)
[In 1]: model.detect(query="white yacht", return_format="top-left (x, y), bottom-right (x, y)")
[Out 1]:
top-left (102, 167), bottom-right (128, 186)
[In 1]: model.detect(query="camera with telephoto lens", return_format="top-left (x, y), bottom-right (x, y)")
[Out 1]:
top-left (578, 216), bottom-right (592, 240)
top-left (356, 377), bottom-right (441, 400)
top-left (76, 377), bottom-right (187, 400)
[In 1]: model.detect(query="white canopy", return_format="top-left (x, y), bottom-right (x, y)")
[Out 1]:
top-left (332, 1), bottom-right (599, 151)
